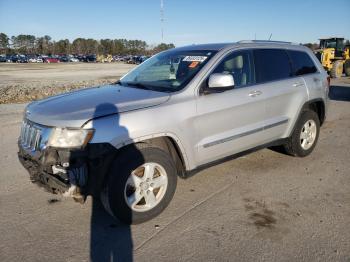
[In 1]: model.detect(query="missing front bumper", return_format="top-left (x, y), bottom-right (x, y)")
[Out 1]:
top-left (17, 142), bottom-right (117, 200)
top-left (18, 151), bottom-right (79, 196)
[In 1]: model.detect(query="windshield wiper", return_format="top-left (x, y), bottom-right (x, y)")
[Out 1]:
top-left (123, 81), bottom-right (152, 90)
top-left (117, 81), bottom-right (170, 92)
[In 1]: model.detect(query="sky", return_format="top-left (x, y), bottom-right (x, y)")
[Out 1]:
top-left (0, 0), bottom-right (349, 46)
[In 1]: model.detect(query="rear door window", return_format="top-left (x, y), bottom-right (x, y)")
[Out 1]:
top-left (253, 49), bottom-right (292, 83)
top-left (288, 50), bottom-right (318, 76)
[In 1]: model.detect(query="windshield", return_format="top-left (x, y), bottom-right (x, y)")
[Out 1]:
top-left (320, 39), bottom-right (344, 50)
top-left (119, 49), bottom-right (217, 92)
top-left (320, 40), bottom-right (336, 49)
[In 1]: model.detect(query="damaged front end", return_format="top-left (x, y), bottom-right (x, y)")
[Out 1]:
top-left (17, 119), bottom-right (116, 203)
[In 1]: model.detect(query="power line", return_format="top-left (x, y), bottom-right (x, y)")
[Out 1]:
top-left (160, 0), bottom-right (164, 41)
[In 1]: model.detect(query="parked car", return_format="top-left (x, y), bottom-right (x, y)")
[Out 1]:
top-left (10, 55), bottom-right (19, 63)
top-left (0, 56), bottom-right (6, 62)
top-left (126, 55), bottom-right (138, 64)
top-left (126, 56), bottom-right (132, 63)
top-left (43, 57), bottom-right (60, 63)
top-left (139, 55), bottom-right (149, 63)
top-left (18, 56), bottom-right (28, 63)
top-left (69, 57), bottom-right (79, 62)
top-left (27, 55), bottom-right (37, 63)
top-left (113, 55), bottom-right (124, 62)
top-left (76, 55), bottom-right (86, 62)
top-left (59, 56), bottom-right (69, 62)
top-left (85, 54), bottom-right (96, 62)
top-left (116, 55), bottom-right (128, 62)
top-left (18, 41), bottom-right (328, 224)
top-left (36, 57), bottom-right (43, 63)
top-left (5, 55), bottom-right (12, 62)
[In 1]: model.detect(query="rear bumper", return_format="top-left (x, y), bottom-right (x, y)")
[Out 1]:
top-left (17, 141), bottom-right (117, 200)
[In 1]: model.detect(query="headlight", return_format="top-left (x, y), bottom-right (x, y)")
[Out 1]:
top-left (48, 128), bottom-right (94, 148)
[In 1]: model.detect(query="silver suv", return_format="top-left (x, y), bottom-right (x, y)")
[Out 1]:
top-left (18, 41), bottom-right (329, 224)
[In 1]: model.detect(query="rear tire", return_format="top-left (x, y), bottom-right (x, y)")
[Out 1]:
top-left (344, 59), bottom-right (350, 77)
top-left (283, 110), bottom-right (320, 157)
top-left (330, 60), bottom-right (343, 78)
top-left (101, 144), bottom-right (177, 224)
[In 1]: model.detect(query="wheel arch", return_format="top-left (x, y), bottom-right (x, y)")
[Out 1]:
top-left (116, 133), bottom-right (189, 177)
top-left (287, 98), bottom-right (326, 139)
top-left (302, 98), bottom-right (326, 126)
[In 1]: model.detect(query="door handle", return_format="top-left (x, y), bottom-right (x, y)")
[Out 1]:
top-left (292, 82), bottom-right (304, 87)
top-left (248, 90), bottom-right (262, 97)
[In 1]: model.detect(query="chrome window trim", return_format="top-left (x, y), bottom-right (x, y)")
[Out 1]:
top-left (196, 47), bottom-right (322, 96)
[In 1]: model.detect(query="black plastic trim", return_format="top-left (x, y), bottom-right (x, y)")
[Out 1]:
top-left (203, 119), bottom-right (288, 148)
top-left (184, 138), bottom-right (288, 179)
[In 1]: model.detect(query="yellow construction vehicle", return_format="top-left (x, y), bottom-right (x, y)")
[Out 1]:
top-left (315, 37), bottom-right (350, 78)
top-left (97, 54), bottom-right (113, 63)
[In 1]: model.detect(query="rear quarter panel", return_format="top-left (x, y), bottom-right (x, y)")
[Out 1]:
top-left (280, 46), bottom-right (328, 136)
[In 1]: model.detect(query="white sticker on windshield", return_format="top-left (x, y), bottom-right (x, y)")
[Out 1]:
top-left (183, 56), bottom-right (207, 62)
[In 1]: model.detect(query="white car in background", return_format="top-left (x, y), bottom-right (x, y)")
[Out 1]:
top-left (28, 57), bottom-right (37, 63)
top-left (69, 57), bottom-right (79, 62)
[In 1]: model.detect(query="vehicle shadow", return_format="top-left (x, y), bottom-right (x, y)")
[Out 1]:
top-left (329, 85), bottom-right (350, 101)
top-left (88, 102), bottom-right (136, 262)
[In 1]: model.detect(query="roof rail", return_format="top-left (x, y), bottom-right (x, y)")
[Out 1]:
top-left (237, 40), bottom-right (298, 45)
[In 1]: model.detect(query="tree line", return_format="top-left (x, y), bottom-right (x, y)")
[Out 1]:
top-left (3, 33), bottom-right (348, 55)
top-left (0, 33), bottom-right (175, 55)
top-left (302, 40), bottom-right (350, 51)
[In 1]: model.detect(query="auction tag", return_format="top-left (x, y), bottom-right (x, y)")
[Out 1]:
top-left (183, 56), bottom-right (207, 62)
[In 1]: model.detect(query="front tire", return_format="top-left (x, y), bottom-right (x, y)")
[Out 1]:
top-left (344, 59), bottom-right (350, 77)
top-left (101, 145), bottom-right (177, 224)
top-left (330, 60), bottom-right (343, 78)
top-left (283, 110), bottom-right (320, 157)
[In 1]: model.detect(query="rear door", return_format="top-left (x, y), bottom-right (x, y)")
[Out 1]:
top-left (252, 48), bottom-right (307, 141)
top-left (287, 49), bottom-right (325, 100)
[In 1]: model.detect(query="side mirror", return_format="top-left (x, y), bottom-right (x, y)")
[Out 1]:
top-left (207, 73), bottom-right (235, 91)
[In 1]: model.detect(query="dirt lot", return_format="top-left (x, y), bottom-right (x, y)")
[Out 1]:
top-left (0, 67), bottom-right (349, 261)
top-left (0, 63), bottom-right (135, 103)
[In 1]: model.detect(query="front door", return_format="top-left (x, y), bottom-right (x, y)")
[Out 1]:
top-left (194, 50), bottom-right (267, 166)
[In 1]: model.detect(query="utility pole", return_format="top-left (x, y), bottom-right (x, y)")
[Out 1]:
top-left (160, 0), bottom-right (164, 42)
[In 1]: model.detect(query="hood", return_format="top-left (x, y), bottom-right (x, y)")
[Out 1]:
top-left (25, 84), bottom-right (170, 128)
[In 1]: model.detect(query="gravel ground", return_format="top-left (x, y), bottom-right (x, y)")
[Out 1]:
top-left (0, 75), bottom-right (349, 261)
top-left (0, 63), bottom-right (135, 103)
